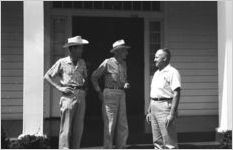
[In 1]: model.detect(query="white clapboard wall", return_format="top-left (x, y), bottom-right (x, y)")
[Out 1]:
top-left (1, 2), bottom-right (23, 119)
top-left (164, 1), bottom-right (218, 116)
top-left (1, 1), bottom-right (218, 120)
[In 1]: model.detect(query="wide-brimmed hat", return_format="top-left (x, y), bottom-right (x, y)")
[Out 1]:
top-left (63, 36), bottom-right (89, 48)
top-left (110, 39), bottom-right (130, 53)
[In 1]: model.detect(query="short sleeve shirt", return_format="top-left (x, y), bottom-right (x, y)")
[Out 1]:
top-left (150, 64), bottom-right (181, 98)
top-left (45, 56), bottom-right (87, 87)
top-left (95, 57), bottom-right (127, 88)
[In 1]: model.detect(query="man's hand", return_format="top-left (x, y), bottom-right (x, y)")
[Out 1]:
top-left (146, 113), bottom-right (152, 123)
top-left (165, 114), bottom-right (175, 128)
top-left (124, 83), bottom-right (130, 89)
top-left (58, 86), bottom-right (74, 94)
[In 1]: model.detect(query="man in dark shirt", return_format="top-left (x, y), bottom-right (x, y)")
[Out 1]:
top-left (91, 39), bottom-right (130, 149)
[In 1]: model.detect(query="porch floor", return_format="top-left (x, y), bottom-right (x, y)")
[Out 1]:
top-left (48, 131), bottom-right (221, 149)
top-left (82, 142), bottom-right (221, 149)
top-left (48, 137), bottom-right (221, 149)
top-left (46, 116), bottom-right (220, 149)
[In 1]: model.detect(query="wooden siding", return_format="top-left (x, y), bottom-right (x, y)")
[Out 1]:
top-left (1, 2), bottom-right (23, 120)
top-left (164, 1), bottom-right (218, 116)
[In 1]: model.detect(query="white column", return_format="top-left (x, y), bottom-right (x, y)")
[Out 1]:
top-left (144, 19), bottom-right (150, 115)
top-left (23, 1), bottom-right (44, 135)
top-left (217, 1), bottom-right (232, 132)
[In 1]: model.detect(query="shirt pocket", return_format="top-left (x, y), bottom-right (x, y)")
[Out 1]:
top-left (73, 71), bottom-right (84, 83)
top-left (107, 64), bottom-right (118, 81)
top-left (163, 75), bottom-right (171, 88)
top-left (108, 64), bottom-right (118, 73)
top-left (63, 65), bottom-right (73, 76)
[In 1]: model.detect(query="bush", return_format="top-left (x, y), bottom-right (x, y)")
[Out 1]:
top-left (1, 127), bottom-right (10, 149)
top-left (9, 134), bottom-right (50, 149)
top-left (219, 130), bottom-right (232, 149)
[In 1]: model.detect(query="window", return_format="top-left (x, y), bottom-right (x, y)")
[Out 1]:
top-left (149, 22), bottom-right (161, 75)
top-left (52, 1), bottom-right (161, 11)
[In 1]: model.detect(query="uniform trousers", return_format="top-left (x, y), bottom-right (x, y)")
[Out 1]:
top-left (150, 100), bottom-right (178, 149)
top-left (58, 89), bottom-right (86, 149)
top-left (102, 88), bottom-right (128, 149)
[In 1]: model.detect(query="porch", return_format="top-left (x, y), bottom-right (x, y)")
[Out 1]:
top-left (1, 1), bottom-right (232, 149)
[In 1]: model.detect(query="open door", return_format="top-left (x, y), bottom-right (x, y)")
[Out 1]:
top-left (73, 16), bottom-right (144, 146)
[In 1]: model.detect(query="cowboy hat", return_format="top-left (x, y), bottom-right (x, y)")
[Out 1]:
top-left (110, 39), bottom-right (130, 53)
top-left (63, 36), bottom-right (89, 48)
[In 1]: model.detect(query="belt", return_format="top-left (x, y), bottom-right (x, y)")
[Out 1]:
top-left (105, 86), bottom-right (124, 90)
top-left (151, 97), bottom-right (172, 101)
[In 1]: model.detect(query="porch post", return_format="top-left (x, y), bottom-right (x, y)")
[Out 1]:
top-left (217, 1), bottom-right (232, 132)
top-left (23, 1), bottom-right (44, 135)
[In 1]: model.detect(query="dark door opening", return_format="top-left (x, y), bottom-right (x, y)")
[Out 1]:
top-left (72, 16), bottom-right (144, 146)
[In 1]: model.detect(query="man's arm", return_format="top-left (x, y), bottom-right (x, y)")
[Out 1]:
top-left (123, 62), bottom-right (130, 89)
top-left (165, 88), bottom-right (181, 127)
top-left (91, 59), bottom-right (108, 101)
top-left (91, 68), bottom-right (104, 93)
top-left (147, 100), bottom-right (151, 114)
top-left (83, 60), bottom-right (88, 91)
top-left (169, 69), bottom-right (182, 117)
top-left (44, 74), bottom-right (61, 91)
top-left (91, 69), bottom-right (105, 102)
top-left (44, 74), bottom-right (74, 94)
top-left (146, 100), bottom-right (152, 123)
top-left (91, 59), bottom-right (107, 92)
top-left (165, 68), bottom-right (182, 127)
top-left (44, 60), bottom-right (73, 94)
top-left (170, 88), bottom-right (181, 117)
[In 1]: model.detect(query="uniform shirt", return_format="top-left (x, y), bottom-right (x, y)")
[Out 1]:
top-left (93, 57), bottom-right (127, 88)
top-left (45, 56), bottom-right (87, 87)
top-left (150, 64), bottom-right (181, 99)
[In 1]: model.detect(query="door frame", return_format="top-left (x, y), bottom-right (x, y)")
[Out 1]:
top-left (44, 3), bottom-right (165, 118)
top-left (143, 18), bottom-right (165, 115)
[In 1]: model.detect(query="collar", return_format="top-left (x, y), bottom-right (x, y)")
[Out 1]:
top-left (64, 56), bottom-right (72, 64)
top-left (112, 57), bottom-right (124, 64)
top-left (159, 64), bottom-right (171, 73)
top-left (64, 56), bottom-right (81, 65)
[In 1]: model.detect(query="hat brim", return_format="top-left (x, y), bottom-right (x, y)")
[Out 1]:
top-left (63, 39), bottom-right (89, 48)
top-left (110, 45), bottom-right (131, 53)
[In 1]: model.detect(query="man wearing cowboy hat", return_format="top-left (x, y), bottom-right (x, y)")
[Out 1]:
top-left (91, 39), bottom-right (130, 149)
top-left (44, 36), bottom-right (89, 149)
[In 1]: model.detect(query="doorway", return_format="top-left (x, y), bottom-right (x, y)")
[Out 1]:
top-left (72, 16), bottom-right (144, 146)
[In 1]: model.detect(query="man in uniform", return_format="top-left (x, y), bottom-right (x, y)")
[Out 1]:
top-left (146, 48), bottom-right (181, 149)
top-left (44, 36), bottom-right (89, 149)
top-left (91, 39), bottom-right (130, 149)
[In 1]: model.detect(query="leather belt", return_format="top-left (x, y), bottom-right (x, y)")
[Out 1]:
top-left (105, 86), bottom-right (124, 90)
top-left (151, 97), bottom-right (172, 101)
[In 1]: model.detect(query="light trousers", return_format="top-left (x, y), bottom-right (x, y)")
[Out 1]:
top-left (150, 100), bottom-right (178, 149)
top-left (58, 89), bottom-right (86, 149)
top-left (102, 88), bottom-right (128, 149)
